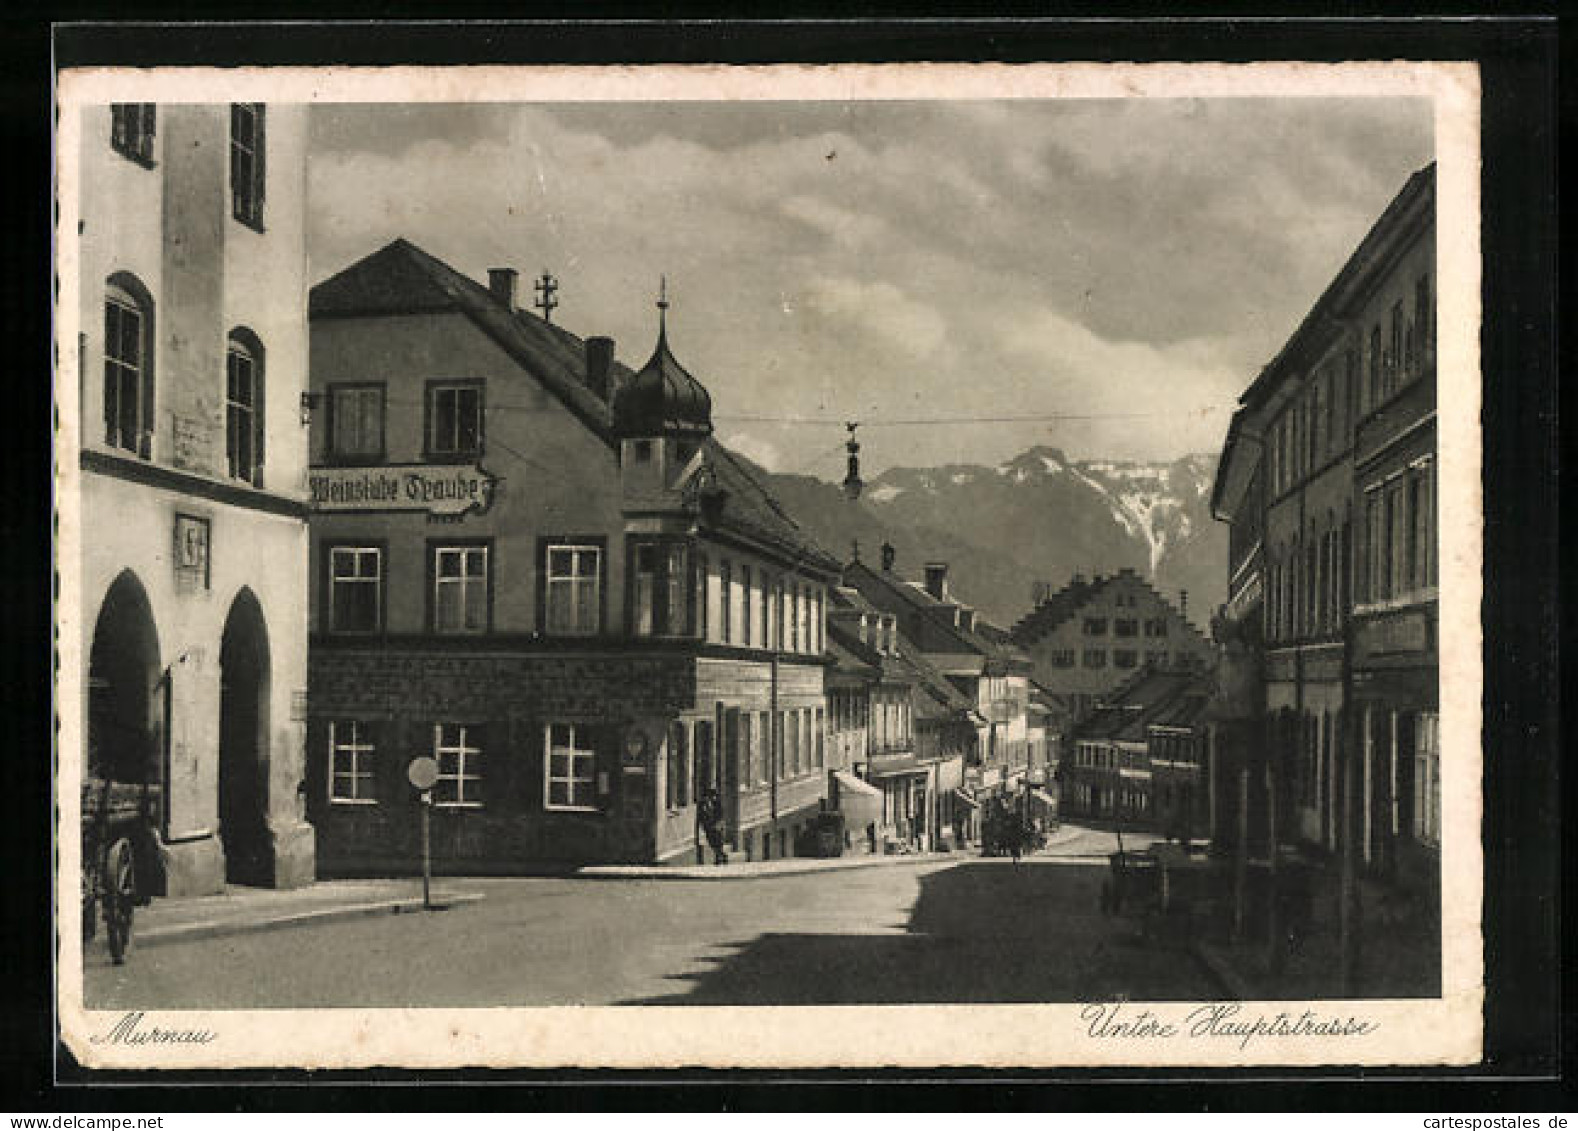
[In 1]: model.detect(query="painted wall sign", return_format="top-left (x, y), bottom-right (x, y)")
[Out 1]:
top-left (307, 463), bottom-right (497, 516)
top-left (173, 513), bottom-right (210, 586)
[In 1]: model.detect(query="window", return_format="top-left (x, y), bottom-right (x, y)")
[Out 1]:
top-left (1114, 649), bottom-right (1138, 669)
top-left (546, 543), bottom-right (601, 635)
top-left (426, 382), bottom-right (483, 459)
top-left (545, 723), bottom-right (597, 811)
top-left (328, 546), bottom-right (382, 633)
top-left (328, 384), bottom-right (385, 462)
top-left (740, 566), bottom-right (753, 646)
top-left (1047, 649), bottom-right (1075, 668)
top-left (111, 104), bottom-right (155, 164)
top-left (760, 573), bottom-right (773, 648)
top-left (1368, 325), bottom-right (1382, 412)
top-left (229, 103), bottom-right (266, 229)
top-left (104, 282), bottom-right (151, 457)
top-left (633, 439), bottom-right (653, 463)
top-left (1389, 301), bottom-right (1405, 396)
top-left (789, 582), bottom-right (800, 652)
top-left (328, 720), bottom-right (376, 804)
top-left (1413, 712), bottom-right (1440, 846)
top-left (815, 707), bottom-right (826, 769)
top-left (1114, 618), bottom-right (1138, 637)
top-left (433, 723), bottom-right (482, 808)
top-left (694, 554), bottom-right (709, 640)
top-left (431, 544), bottom-right (489, 634)
top-left (757, 711), bottom-right (771, 783)
top-left (632, 542), bottom-right (691, 636)
top-left (225, 333), bottom-right (264, 485)
top-left (1083, 649), bottom-right (1107, 669)
top-left (1145, 650), bottom-right (1167, 667)
top-left (666, 722), bottom-right (689, 809)
top-left (1414, 274), bottom-right (1432, 377)
top-left (720, 559), bottom-right (733, 643)
top-left (1341, 349), bottom-right (1356, 439)
top-left (1083, 617), bottom-right (1107, 636)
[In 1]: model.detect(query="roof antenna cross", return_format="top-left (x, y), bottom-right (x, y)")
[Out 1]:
top-left (534, 270), bottom-right (559, 323)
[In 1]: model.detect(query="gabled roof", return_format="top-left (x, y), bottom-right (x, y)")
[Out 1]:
top-left (311, 238), bottom-right (836, 576)
top-left (887, 632), bottom-right (971, 710)
top-left (703, 440), bottom-right (840, 574)
top-left (826, 617), bottom-right (915, 687)
top-left (310, 238), bottom-right (627, 443)
top-left (828, 585), bottom-right (880, 616)
top-left (843, 560), bottom-right (1031, 671)
top-left (1073, 669), bottom-right (1208, 743)
top-left (1009, 574), bottom-right (1106, 644)
top-left (826, 629), bottom-right (881, 684)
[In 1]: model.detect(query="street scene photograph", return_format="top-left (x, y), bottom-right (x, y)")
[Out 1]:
top-left (56, 64), bottom-right (1474, 1066)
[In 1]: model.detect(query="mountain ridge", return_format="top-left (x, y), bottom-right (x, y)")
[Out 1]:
top-left (737, 444), bottom-right (1226, 631)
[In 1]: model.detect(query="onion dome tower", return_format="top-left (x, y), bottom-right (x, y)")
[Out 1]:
top-left (612, 278), bottom-right (714, 507)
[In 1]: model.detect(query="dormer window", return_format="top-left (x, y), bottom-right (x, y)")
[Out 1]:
top-left (633, 440), bottom-right (653, 463)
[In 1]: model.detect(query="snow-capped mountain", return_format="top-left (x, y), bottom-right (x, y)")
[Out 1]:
top-left (746, 445), bottom-right (1225, 630)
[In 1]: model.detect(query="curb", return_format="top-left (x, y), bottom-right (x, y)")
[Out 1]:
top-left (578, 851), bottom-right (966, 881)
top-left (131, 891), bottom-right (487, 949)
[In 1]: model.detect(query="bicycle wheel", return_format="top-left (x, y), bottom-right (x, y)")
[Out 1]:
top-left (102, 837), bottom-right (136, 965)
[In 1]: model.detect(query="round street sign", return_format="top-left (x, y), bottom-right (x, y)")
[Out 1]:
top-left (407, 755), bottom-right (439, 792)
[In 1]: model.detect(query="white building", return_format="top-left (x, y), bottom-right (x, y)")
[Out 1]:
top-left (70, 101), bottom-right (315, 895)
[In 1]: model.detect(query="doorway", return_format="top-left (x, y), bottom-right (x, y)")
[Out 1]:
top-left (219, 590), bottom-right (271, 886)
top-left (87, 571), bottom-right (161, 787)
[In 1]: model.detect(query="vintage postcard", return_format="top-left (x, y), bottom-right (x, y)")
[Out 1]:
top-left (54, 61), bottom-right (1482, 1070)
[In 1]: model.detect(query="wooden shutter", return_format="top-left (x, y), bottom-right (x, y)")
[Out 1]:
top-left (252, 346), bottom-right (266, 487)
top-left (254, 105), bottom-right (266, 214)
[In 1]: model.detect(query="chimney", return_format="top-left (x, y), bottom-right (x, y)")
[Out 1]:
top-left (924, 562), bottom-right (950, 602)
top-left (880, 542), bottom-right (896, 572)
top-left (488, 268), bottom-right (518, 310)
top-left (585, 336), bottom-right (615, 402)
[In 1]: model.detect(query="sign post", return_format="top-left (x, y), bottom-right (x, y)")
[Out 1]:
top-left (407, 756), bottom-right (440, 911)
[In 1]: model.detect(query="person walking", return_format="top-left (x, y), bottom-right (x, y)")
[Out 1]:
top-left (698, 788), bottom-right (728, 866)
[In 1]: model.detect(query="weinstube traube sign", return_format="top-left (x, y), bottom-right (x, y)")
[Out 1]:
top-left (308, 463), bottom-right (497, 517)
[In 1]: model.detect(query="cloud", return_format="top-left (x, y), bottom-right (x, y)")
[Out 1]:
top-left (718, 431), bottom-right (784, 473)
top-left (800, 276), bottom-right (947, 359)
top-left (307, 97), bottom-right (1432, 473)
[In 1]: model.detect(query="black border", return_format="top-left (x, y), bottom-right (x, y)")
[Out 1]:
top-left (18, 12), bottom-right (1561, 1111)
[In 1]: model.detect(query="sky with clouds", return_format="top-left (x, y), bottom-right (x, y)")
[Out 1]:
top-left (307, 97), bottom-right (1432, 478)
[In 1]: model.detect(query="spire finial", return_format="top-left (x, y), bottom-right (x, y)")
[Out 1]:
top-left (656, 275), bottom-right (670, 339)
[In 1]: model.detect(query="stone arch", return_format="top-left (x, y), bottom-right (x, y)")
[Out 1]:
top-left (87, 569), bottom-right (162, 786)
top-left (218, 587), bottom-right (272, 885)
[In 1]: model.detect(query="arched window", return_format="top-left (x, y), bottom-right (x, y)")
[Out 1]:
top-left (226, 329), bottom-right (265, 486)
top-left (104, 276), bottom-right (153, 458)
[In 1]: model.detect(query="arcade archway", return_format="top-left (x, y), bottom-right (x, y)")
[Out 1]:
top-left (219, 589), bottom-right (272, 886)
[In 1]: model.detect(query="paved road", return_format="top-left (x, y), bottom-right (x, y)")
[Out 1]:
top-left (86, 850), bottom-right (1216, 1009)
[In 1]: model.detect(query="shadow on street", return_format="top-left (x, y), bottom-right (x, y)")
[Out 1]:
top-left (624, 860), bottom-right (1216, 1005)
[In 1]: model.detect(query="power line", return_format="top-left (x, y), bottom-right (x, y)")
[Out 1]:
top-left (328, 393), bottom-right (1229, 428)
top-left (713, 407), bottom-right (1231, 426)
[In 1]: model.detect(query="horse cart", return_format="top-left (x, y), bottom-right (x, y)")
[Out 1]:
top-left (81, 776), bottom-right (160, 964)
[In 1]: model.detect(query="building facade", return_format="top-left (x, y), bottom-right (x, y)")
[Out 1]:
top-left (1010, 568), bottom-right (1211, 724)
top-left (76, 101), bottom-right (316, 897)
top-left (842, 550), bottom-right (1031, 844)
top-left (303, 240), bottom-right (840, 874)
top-left (1208, 163), bottom-right (1438, 963)
top-left (1063, 669), bottom-right (1210, 834)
